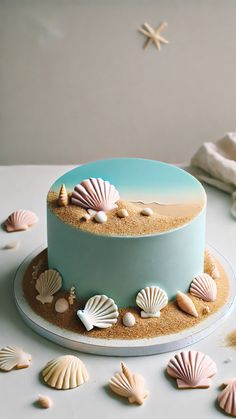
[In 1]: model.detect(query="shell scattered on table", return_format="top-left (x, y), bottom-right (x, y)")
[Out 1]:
top-left (42, 355), bottom-right (89, 390)
top-left (218, 379), bottom-right (236, 417)
top-left (140, 207), bottom-right (153, 216)
top-left (176, 291), bottom-right (198, 318)
top-left (0, 346), bottom-right (31, 371)
top-left (77, 294), bottom-right (119, 331)
top-left (122, 312), bottom-right (136, 327)
top-left (3, 240), bottom-right (20, 250)
top-left (109, 362), bottom-right (149, 405)
top-left (4, 210), bottom-right (38, 232)
top-left (71, 177), bottom-right (120, 212)
top-left (117, 208), bottom-right (129, 218)
top-left (167, 350), bottom-right (217, 389)
top-left (55, 298), bottom-right (69, 313)
top-left (204, 249), bottom-right (220, 280)
top-left (190, 273), bottom-right (217, 302)
top-left (35, 269), bottom-right (62, 304)
top-left (94, 211), bottom-right (107, 224)
top-left (58, 184), bottom-right (69, 207)
top-left (136, 286), bottom-right (168, 318)
top-left (37, 395), bottom-right (53, 409)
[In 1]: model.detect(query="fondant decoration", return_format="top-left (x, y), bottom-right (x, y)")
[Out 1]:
top-left (122, 312), bottom-right (136, 327)
top-left (0, 346), bottom-right (31, 371)
top-left (202, 306), bottom-right (210, 315)
top-left (68, 286), bottom-right (76, 305)
top-left (136, 286), bottom-right (168, 318)
top-left (71, 178), bottom-right (120, 212)
top-left (205, 249), bottom-right (220, 280)
top-left (42, 355), bottom-right (89, 390)
top-left (77, 294), bottom-right (119, 331)
top-left (5, 209), bottom-right (38, 232)
top-left (167, 350), bottom-right (217, 389)
top-left (82, 213), bottom-right (92, 221)
top-left (190, 273), bottom-right (217, 302)
top-left (94, 211), bottom-right (107, 224)
top-left (138, 21), bottom-right (169, 51)
top-left (55, 298), bottom-right (69, 313)
top-left (117, 208), bottom-right (129, 218)
top-left (58, 184), bottom-right (69, 207)
top-left (35, 269), bottom-right (62, 304)
top-left (218, 379), bottom-right (236, 417)
top-left (3, 240), bottom-right (20, 250)
top-left (176, 291), bottom-right (198, 318)
top-left (140, 207), bottom-right (153, 216)
top-left (37, 395), bottom-right (53, 409)
top-left (32, 258), bottom-right (48, 280)
top-left (109, 362), bottom-right (149, 405)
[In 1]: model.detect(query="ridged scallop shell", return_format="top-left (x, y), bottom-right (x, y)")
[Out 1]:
top-left (167, 350), bottom-right (217, 389)
top-left (176, 291), bottom-right (198, 318)
top-left (190, 273), bottom-right (217, 302)
top-left (218, 379), bottom-right (236, 416)
top-left (109, 362), bottom-right (149, 405)
top-left (5, 210), bottom-right (38, 232)
top-left (35, 269), bottom-right (62, 304)
top-left (42, 355), bottom-right (89, 390)
top-left (58, 184), bottom-right (69, 207)
top-left (77, 294), bottom-right (119, 331)
top-left (0, 346), bottom-right (31, 371)
top-left (71, 178), bottom-right (120, 211)
top-left (136, 286), bottom-right (168, 318)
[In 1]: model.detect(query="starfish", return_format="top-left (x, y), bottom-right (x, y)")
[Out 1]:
top-left (138, 21), bottom-right (169, 51)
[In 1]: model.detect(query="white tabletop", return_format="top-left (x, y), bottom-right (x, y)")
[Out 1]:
top-left (0, 165), bottom-right (235, 419)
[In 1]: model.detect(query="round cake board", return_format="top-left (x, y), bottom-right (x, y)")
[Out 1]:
top-left (14, 245), bottom-right (236, 357)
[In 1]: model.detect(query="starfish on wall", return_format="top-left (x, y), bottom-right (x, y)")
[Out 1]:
top-left (138, 21), bottom-right (169, 51)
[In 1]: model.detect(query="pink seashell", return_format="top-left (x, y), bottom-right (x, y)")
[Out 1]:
top-left (218, 379), bottom-right (236, 417)
top-left (71, 178), bottom-right (120, 212)
top-left (5, 210), bottom-right (38, 232)
top-left (190, 273), bottom-right (217, 302)
top-left (167, 350), bottom-right (217, 389)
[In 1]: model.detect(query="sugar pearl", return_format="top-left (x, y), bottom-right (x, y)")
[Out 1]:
top-left (55, 298), bottom-right (69, 313)
top-left (94, 211), bottom-right (107, 223)
top-left (122, 312), bottom-right (136, 327)
top-left (141, 207), bottom-right (153, 216)
top-left (117, 209), bottom-right (129, 218)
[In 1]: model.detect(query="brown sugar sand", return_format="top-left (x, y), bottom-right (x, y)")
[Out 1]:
top-left (23, 249), bottom-right (229, 340)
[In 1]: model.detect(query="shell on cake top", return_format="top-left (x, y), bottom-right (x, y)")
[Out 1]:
top-left (0, 346), bottom-right (32, 371)
top-left (218, 379), bottom-right (236, 417)
top-left (35, 269), bottom-right (62, 304)
top-left (5, 209), bottom-right (38, 232)
top-left (71, 177), bottom-right (120, 212)
top-left (77, 294), bottom-right (119, 331)
top-left (190, 273), bottom-right (217, 302)
top-left (58, 184), bottom-right (69, 207)
top-left (136, 286), bottom-right (168, 318)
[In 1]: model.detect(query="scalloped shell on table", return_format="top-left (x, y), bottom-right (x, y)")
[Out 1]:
top-left (77, 295), bottom-right (119, 331)
top-left (0, 346), bottom-right (31, 371)
top-left (218, 379), bottom-right (236, 417)
top-left (176, 291), bottom-right (198, 318)
top-left (42, 355), bottom-right (89, 390)
top-left (71, 178), bottom-right (120, 212)
top-left (190, 273), bottom-right (217, 302)
top-left (167, 350), bottom-right (217, 389)
top-left (136, 286), bottom-right (168, 318)
top-left (58, 184), bottom-right (69, 207)
top-left (35, 269), bottom-right (62, 304)
top-left (4, 210), bottom-right (38, 232)
top-left (109, 362), bottom-right (149, 405)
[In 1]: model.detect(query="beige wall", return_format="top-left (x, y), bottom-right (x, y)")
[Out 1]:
top-left (1, 0), bottom-right (236, 164)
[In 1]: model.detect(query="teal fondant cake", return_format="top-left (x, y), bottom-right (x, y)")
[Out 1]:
top-left (47, 158), bottom-right (206, 307)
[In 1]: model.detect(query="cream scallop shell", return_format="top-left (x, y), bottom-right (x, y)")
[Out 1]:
top-left (5, 210), bottom-right (38, 232)
top-left (71, 178), bottom-right (120, 211)
top-left (42, 355), bottom-right (89, 390)
top-left (77, 294), bottom-right (119, 331)
top-left (190, 273), bottom-right (217, 302)
top-left (167, 350), bottom-right (217, 389)
top-left (0, 346), bottom-right (31, 371)
top-left (136, 286), bottom-right (168, 318)
top-left (109, 362), bottom-right (149, 405)
top-left (218, 379), bottom-right (236, 416)
top-left (35, 269), bottom-right (62, 304)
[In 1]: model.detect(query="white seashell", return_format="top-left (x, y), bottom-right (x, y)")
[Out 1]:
top-left (176, 291), bottom-right (198, 318)
top-left (218, 379), bottom-right (236, 416)
top-left (0, 346), bottom-right (31, 371)
top-left (167, 350), bottom-right (217, 389)
top-left (136, 286), bottom-right (168, 318)
top-left (3, 240), bottom-right (20, 250)
top-left (77, 294), bottom-right (119, 331)
top-left (5, 210), bottom-right (38, 232)
top-left (122, 312), bottom-right (136, 327)
top-left (94, 211), bottom-right (107, 224)
top-left (109, 362), bottom-right (149, 405)
top-left (117, 208), bottom-right (129, 218)
top-left (140, 207), bottom-right (153, 216)
top-left (190, 273), bottom-right (217, 302)
top-left (55, 298), bottom-right (69, 313)
top-left (37, 395), bottom-right (53, 409)
top-left (71, 178), bottom-right (120, 212)
top-left (35, 269), bottom-right (62, 304)
top-left (42, 355), bottom-right (89, 390)
top-left (58, 184), bottom-right (69, 207)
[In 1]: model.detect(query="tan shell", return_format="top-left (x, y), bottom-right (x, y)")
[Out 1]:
top-left (0, 346), bottom-right (31, 371)
top-left (37, 395), bottom-right (53, 409)
top-left (35, 269), bottom-right (62, 304)
top-left (176, 291), bottom-right (198, 317)
top-left (190, 273), bottom-right (217, 302)
top-left (58, 184), bottom-right (69, 207)
top-left (117, 209), bottom-right (129, 218)
top-left (109, 362), bottom-right (149, 405)
top-left (204, 249), bottom-right (220, 280)
top-left (218, 379), bottom-right (236, 416)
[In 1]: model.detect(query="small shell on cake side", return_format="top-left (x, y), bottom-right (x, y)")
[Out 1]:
top-left (71, 177), bottom-right (120, 212)
top-left (109, 362), bottom-right (149, 405)
top-left (94, 211), bottom-right (108, 223)
top-left (77, 295), bottom-right (119, 331)
top-left (58, 184), bottom-right (69, 207)
top-left (136, 286), bottom-right (168, 318)
top-left (35, 269), bottom-right (62, 304)
top-left (117, 208), bottom-right (129, 218)
top-left (167, 350), bottom-right (217, 389)
top-left (0, 346), bottom-right (32, 371)
top-left (55, 298), bottom-right (69, 313)
top-left (122, 312), bottom-right (136, 327)
top-left (4, 209), bottom-right (38, 232)
top-left (176, 291), bottom-right (198, 318)
top-left (190, 273), bottom-right (217, 302)
top-left (218, 379), bottom-right (236, 417)
top-left (204, 249), bottom-right (220, 280)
